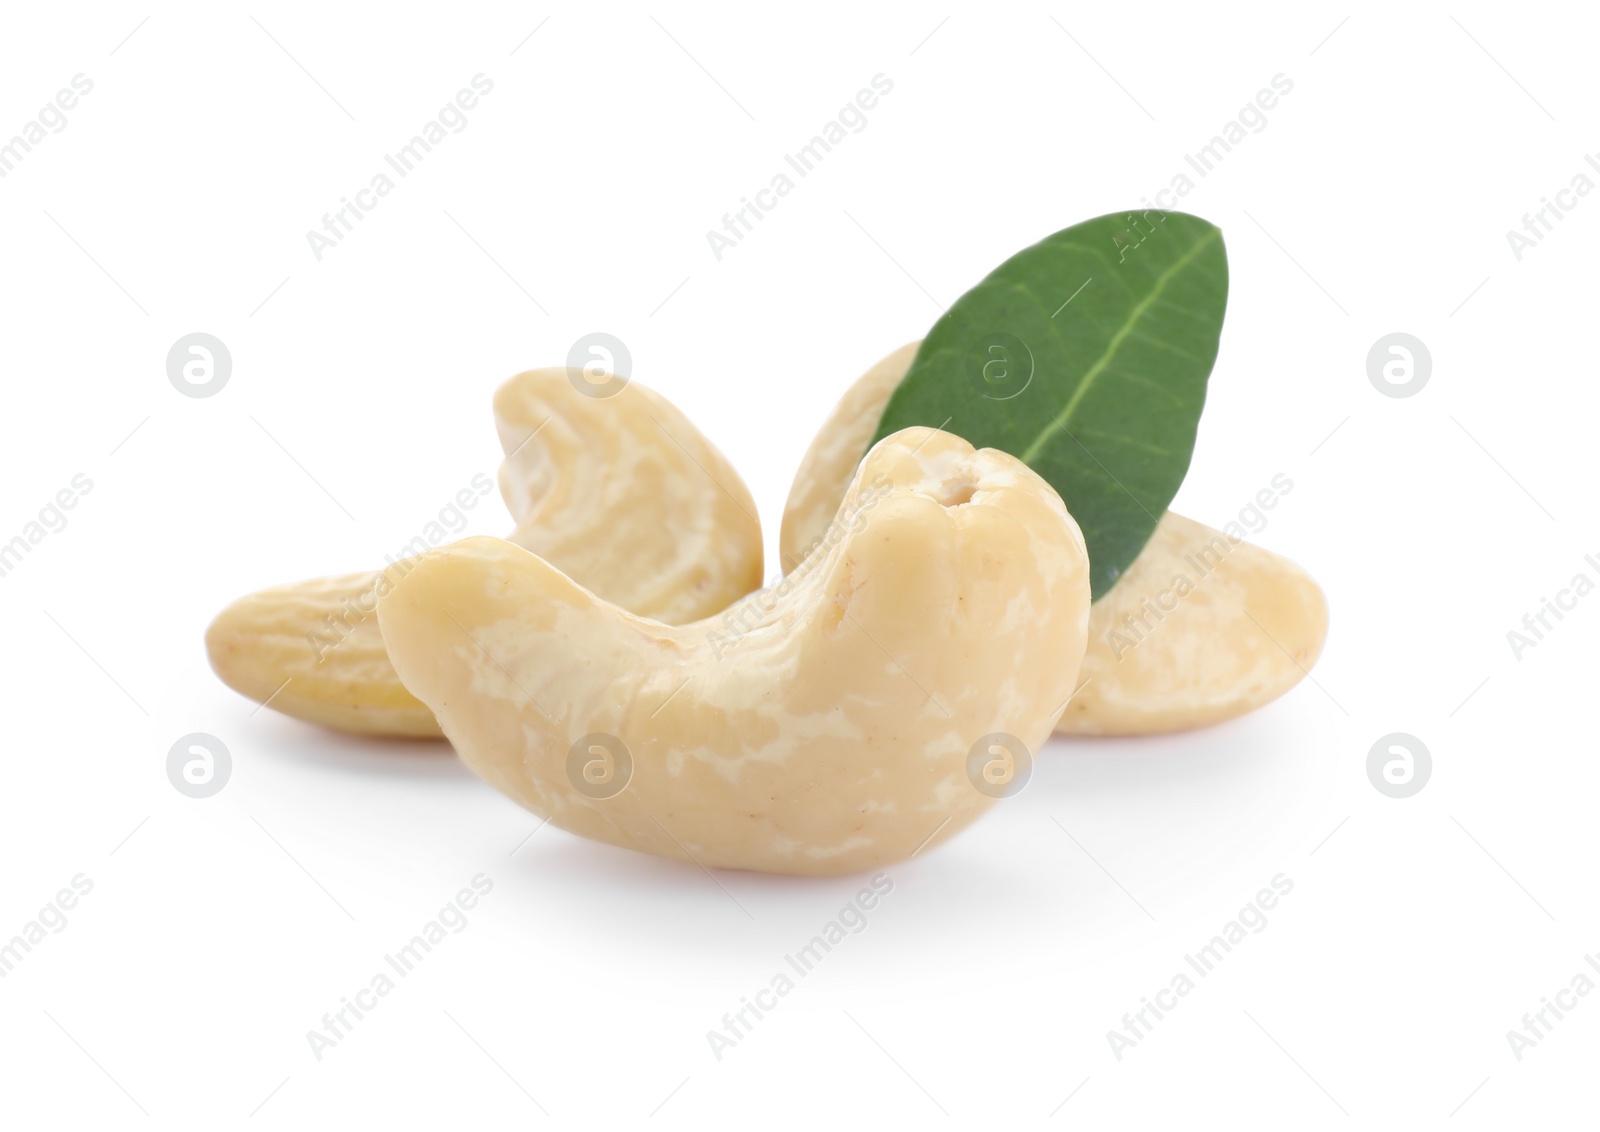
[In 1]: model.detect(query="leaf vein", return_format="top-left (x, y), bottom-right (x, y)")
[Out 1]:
top-left (1019, 228), bottom-right (1220, 463)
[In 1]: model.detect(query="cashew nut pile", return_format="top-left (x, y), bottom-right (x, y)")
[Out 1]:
top-left (208, 349), bottom-right (1327, 875)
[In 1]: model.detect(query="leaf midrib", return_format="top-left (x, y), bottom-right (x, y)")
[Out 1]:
top-left (1018, 227), bottom-right (1221, 464)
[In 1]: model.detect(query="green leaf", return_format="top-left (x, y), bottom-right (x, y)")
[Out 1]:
top-left (870, 211), bottom-right (1228, 599)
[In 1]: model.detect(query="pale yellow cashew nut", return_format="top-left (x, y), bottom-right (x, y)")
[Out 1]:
top-left (206, 371), bottom-right (763, 737)
top-left (780, 343), bottom-right (1329, 736)
top-left (376, 428), bottom-right (1091, 875)
top-left (1053, 511), bottom-right (1327, 734)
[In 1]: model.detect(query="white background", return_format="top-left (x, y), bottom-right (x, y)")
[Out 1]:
top-left (0, 1), bottom-right (1594, 1127)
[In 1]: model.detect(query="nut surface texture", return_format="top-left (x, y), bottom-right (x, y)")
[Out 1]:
top-left (206, 371), bottom-right (763, 737)
top-left (1054, 511), bottom-right (1327, 735)
top-left (780, 342), bottom-right (1328, 735)
top-left (377, 428), bottom-right (1092, 875)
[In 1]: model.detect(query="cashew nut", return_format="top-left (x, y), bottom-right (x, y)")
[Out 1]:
top-left (780, 343), bottom-right (1328, 735)
top-left (1053, 511), bottom-right (1326, 734)
top-left (206, 370), bottom-right (763, 737)
top-left (376, 428), bottom-right (1091, 875)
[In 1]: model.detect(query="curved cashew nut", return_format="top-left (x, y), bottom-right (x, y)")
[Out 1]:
top-left (780, 343), bottom-right (1328, 736)
top-left (1055, 512), bottom-right (1326, 735)
top-left (376, 428), bottom-right (1091, 875)
top-left (206, 371), bottom-right (763, 737)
